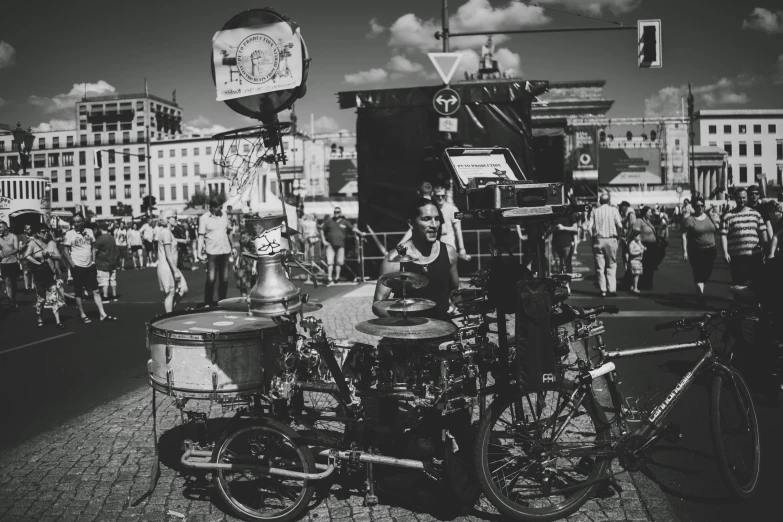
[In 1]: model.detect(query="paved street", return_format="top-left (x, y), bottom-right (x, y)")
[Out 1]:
top-left (0, 238), bottom-right (779, 522)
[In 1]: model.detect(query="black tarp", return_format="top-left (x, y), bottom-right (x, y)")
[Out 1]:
top-left (338, 80), bottom-right (548, 233)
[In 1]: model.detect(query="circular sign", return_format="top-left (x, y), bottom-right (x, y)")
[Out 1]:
top-left (579, 153), bottom-right (592, 166)
top-left (676, 186), bottom-right (683, 194)
top-left (433, 87), bottom-right (461, 116)
top-left (236, 34), bottom-right (280, 84)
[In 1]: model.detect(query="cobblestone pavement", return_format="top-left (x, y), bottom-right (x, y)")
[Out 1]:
top-left (0, 286), bottom-right (677, 522)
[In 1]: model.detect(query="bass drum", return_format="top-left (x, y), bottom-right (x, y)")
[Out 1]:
top-left (147, 309), bottom-right (293, 400)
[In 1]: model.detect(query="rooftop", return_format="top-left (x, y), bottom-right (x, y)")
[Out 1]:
top-left (80, 92), bottom-right (179, 107)
top-left (697, 109), bottom-right (783, 118)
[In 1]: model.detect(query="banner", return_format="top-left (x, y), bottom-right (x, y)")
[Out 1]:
top-left (213, 23), bottom-right (303, 101)
top-left (665, 124), bottom-right (688, 185)
top-left (572, 128), bottom-right (598, 171)
top-left (448, 153), bottom-right (519, 185)
top-left (329, 159), bottom-right (357, 196)
top-left (598, 148), bottom-right (662, 185)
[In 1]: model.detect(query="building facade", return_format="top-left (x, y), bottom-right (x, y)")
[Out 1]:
top-left (696, 109), bottom-right (783, 190)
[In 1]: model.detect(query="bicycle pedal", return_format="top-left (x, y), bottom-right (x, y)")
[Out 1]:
top-left (575, 457), bottom-right (595, 476)
top-left (663, 423), bottom-right (682, 443)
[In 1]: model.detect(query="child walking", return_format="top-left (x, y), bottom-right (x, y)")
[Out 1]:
top-left (628, 230), bottom-right (646, 294)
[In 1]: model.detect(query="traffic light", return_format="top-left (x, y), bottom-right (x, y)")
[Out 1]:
top-left (141, 195), bottom-right (157, 214)
top-left (638, 20), bottom-right (662, 68)
top-left (93, 150), bottom-right (103, 168)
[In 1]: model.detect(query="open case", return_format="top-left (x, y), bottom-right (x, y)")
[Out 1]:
top-left (442, 147), bottom-right (565, 212)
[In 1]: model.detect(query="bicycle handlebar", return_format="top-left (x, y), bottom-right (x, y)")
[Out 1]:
top-left (653, 311), bottom-right (731, 332)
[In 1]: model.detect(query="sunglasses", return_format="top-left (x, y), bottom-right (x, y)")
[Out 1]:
top-left (434, 194), bottom-right (446, 198)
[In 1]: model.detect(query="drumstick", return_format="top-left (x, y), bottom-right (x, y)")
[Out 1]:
top-left (365, 225), bottom-right (388, 256)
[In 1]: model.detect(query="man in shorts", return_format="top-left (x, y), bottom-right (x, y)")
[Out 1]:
top-left (0, 221), bottom-right (20, 308)
top-left (321, 207), bottom-right (362, 285)
top-left (114, 222), bottom-right (128, 270)
top-left (62, 215), bottom-right (117, 323)
top-left (95, 223), bottom-right (119, 302)
top-left (140, 218), bottom-right (156, 267)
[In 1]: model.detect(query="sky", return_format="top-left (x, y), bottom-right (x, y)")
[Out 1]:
top-left (0, 0), bottom-right (781, 136)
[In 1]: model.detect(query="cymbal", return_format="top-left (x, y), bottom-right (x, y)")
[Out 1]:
top-left (394, 254), bottom-right (419, 264)
top-left (373, 298), bottom-right (436, 313)
top-left (379, 271), bottom-right (429, 290)
top-left (218, 297), bottom-right (322, 314)
top-left (355, 317), bottom-right (457, 339)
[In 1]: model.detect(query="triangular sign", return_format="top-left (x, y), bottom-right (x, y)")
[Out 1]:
top-left (428, 53), bottom-right (462, 85)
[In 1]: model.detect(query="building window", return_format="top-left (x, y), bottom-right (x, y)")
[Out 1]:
top-left (170, 149), bottom-right (175, 158)
top-left (724, 143), bottom-right (732, 156)
top-left (94, 134), bottom-right (102, 145)
top-left (33, 154), bottom-right (45, 168)
top-left (723, 124), bottom-right (731, 134)
top-left (52, 188), bottom-right (59, 202)
top-left (708, 142), bottom-right (717, 147)
top-left (206, 146), bottom-right (212, 155)
top-left (158, 165), bottom-right (164, 178)
top-left (754, 165), bottom-right (762, 180)
top-left (123, 148), bottom-right (130, 163)
top-left (754, 142), bottom-right (762, 156)
top-left (109, 186), bottom-right (117, 199)
top-left (80, 122), bottom-right (87, 131)
top-left (51, 170), bottom-right (58, 182)
top-left (739, 143), bottom-right (747, 156)
top-left (38, 137), bottom-right (46, 149)
top-left (80, 187), bottom-right (87, 200)
top-left (137, 130), bottom-right (145, 142)
top-left (157, 150), bottom-right (163, 158)
top-left (739, 165), bottom-right (748, 183)
top-left (48, 154), bottom-right (60, 167)
top-left (182, 164), bottom-right (188, 176)
top-left (194, 148), bottom-right (200, 156)
top-left (123, 132), bottom-right (130, 144)
top-left (170, 185), bottom-right (177, 200)
top-left (66, 188), bottom-right (73, 201)
top-left (137, 148), bottom-right (144, 161)
top-left (777, 141), bottom-right (783, 160)
top-left (139, 165), bottom-right (146, 177)
top-left (94, 168), bottom-right (100, 182)
top-left (769, 124), bottom-right (777, 134)
top-left (194, 163), bottom-right (200, 176)
top-left (170, 165), bottom-right (176, 177)
top-left (109, 167), bottom-right (116, 181)
top-left (778, 165), bottom-right (783, 186)
top-left (80, 169), bottom-right (87, 183)
top-left (124, 185), bottom-right (132, 199)
top-left (65, 170), bottom-right (72, 182)
top-left (159, 185), bottom-right (165, 201)
top-left (137, 101), bottom-right (144, 110)
top-left (95, 206), bottom-right (102, 216)
top-left (183, 184), bottom-right (189, 201)
top-left (140, 184), bottom-right (147, 196)
top-left (739, 125), bottom-right (747, 134)
top-left (124, 166), bottom-right (131, 180)
top-left (80, 135), bottom-right (87, 146)
top-left (95, 187), bottom-right (102, 200)
top-left (52, 137), bottom-right (59, 149)
top-left (708, 125), bottom-right (717, 134)
top-left (137, 118), bottom-right (144, 127)
top-left (108, 132), bottom-right (116, 145)
top-left (79, 151), bottom-right (86, 165)
top-left (182, 148), bottom-right (187, 157)
top-left (67, 136), bottom-right (74, 147)
top-left (107, 123), bottom-right (117, 132)
top-left (243, 144), bottom-right (251, 153)
top-left (108, 150), bottom-right (115, 164)
top-left (62, 152), bottom-right (74, 166)
top-left (753, 124), bottom-right (761, 134)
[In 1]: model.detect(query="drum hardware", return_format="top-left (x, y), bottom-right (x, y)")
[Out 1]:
top-left (378, 271), bottom-right (429, 292)
top-left (372, 298), bottom-right (436, 314)
top-left (166, 369), bottom-right (174, 396)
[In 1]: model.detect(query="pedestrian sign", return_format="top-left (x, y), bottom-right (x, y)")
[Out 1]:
top-left (439, 117), bottom-right (458, 133)
top-left (433, 87), bottom-right (461, 116)
top-left (428, 52), bottom-right (462, 85)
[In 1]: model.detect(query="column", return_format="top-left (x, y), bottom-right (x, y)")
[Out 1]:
top-left (710, 169), bottom-right (717, 198)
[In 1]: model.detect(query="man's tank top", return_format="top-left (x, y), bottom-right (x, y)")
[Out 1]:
top-left (394, 242), bottom-right (451, 319)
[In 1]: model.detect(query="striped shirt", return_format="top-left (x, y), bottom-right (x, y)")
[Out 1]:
top-left (721, 208), bottom-right (766, 257)
top-left (590, 204), bottom-right (623, 239)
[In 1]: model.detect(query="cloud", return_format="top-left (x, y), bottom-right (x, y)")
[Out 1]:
top-left (183, 115), bottom-right (228, 136)
top-left (387, 55), bottom-right (424, 74)
top-left (742, 8), bottom-right (783, 34)
top-left (28, 81), bottom-right (116, 116)
top-left (537, 0), bottom-right (641, 15)
top-left (0, 41), bottom-right (15, 68)
top-left (367, 18), bottom-right (386, 38)
top-left (389, 0), bottom-right (550, 52)
top-left (32, 119), bottom-right (76, 132)
top-left (0, 97), bottom-right (7, 108)
top-left (344, 68), bottom-right (389, 85)
top-left (644, 77), bottom-right (751, 117)
top-left (311, 116), bottom-right (340, 133)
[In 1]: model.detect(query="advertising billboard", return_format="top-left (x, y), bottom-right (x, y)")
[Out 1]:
top-left (329, 158), bottom-right (358, 196)
top-left (598, 148), bottom-right (662, 185)
top-left (664, 123), bottom-right (688, 185)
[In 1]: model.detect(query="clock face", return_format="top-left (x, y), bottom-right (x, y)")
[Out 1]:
top-left (236, 34), bottom-right (280, 84)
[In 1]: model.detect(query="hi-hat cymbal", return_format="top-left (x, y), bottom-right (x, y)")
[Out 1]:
top-left (355, 317), bottom-right (456, 339)
top-left (218, 297), bottom-right (322, 314)
top-left (373, 298), bottom-right (436, 313)
top-left (379, 271), bottom-right (429, 290)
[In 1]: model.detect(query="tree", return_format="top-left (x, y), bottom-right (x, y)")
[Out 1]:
top-left (186, 190), bottom-right (225, 209)
top-left (113, 202), bottom-right (134, 217)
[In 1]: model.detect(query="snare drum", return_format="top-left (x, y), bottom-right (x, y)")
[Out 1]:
top-left (147, 309), bottom-right (293, 400)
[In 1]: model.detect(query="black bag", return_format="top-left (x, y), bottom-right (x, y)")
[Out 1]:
top-left (515, 279), bottom-right (558, 391)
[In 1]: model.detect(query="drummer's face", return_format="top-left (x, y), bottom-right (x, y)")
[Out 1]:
top-left (411, 204), bottom-right (441, 243)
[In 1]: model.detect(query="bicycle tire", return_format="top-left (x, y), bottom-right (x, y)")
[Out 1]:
top-left (710, 368), bottom-right (761, 499)
top-left (290, 389), bottom-right (349, 449)
top-left (212, 418), bottom-right (316, 522)
top-left (474, 381), bottom-right (612, 522)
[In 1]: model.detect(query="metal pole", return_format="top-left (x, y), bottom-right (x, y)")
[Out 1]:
top-left (445, 25), bottom-right (636, 39)
top-left (442, 0), bottom-right (449, 52)
top-left (146, 125), bottom-right (152, 216)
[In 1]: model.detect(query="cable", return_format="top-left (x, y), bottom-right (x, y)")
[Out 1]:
top-left (514, 0), bottom-right (625, 26)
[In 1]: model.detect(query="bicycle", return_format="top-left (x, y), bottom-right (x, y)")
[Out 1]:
top-left (474, 305), bottom-right (761, 522)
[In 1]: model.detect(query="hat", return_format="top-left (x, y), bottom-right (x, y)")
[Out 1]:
top-left (748, 184), bottom-right (760, 193)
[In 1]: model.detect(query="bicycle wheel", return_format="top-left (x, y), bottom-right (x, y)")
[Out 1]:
top-left (212, 418), bottom-right (316, 522)
top-left (291, 390), bottom-right (349, 448)
top-left (475, 382), bottom-right (612, 522)
top-left (710, 368), bottom-right (761, 499)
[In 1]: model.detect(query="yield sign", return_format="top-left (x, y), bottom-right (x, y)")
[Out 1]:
top-left (428, 52), bottom-right (462, 85)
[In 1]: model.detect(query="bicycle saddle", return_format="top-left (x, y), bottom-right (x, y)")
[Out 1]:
top-left (566, 304), bottom-right (619, 318)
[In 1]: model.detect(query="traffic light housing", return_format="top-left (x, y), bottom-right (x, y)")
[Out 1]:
top-left (638, 20), bottom-right (662, 68)
top-left (141, 195), bottom-right (157, 214)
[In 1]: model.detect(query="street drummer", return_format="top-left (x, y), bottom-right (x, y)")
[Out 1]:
top-left (373, 198), bottom-right (459, 320)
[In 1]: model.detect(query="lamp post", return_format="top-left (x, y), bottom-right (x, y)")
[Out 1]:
top-left (12, 122), bottom-right (36, 175)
